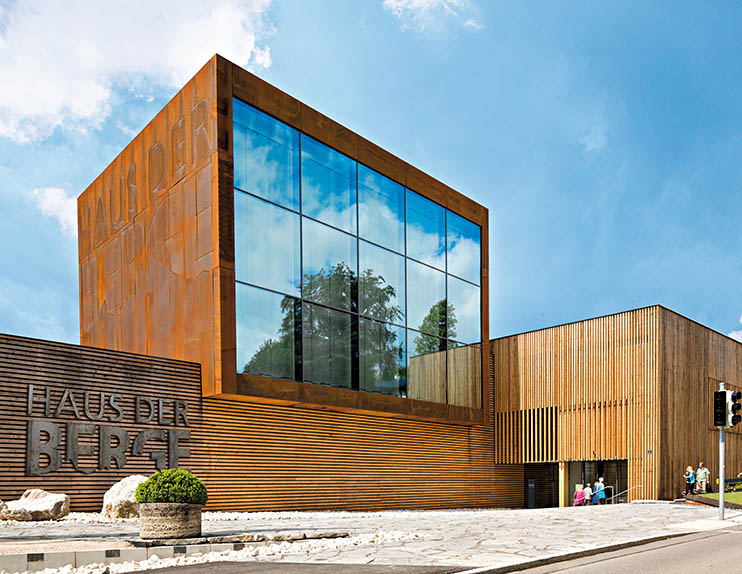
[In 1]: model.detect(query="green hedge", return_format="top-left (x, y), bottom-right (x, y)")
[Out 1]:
top-left (135, 469), bottom-right (208, 505)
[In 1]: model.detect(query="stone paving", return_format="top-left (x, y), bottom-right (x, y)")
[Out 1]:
top-left (2, 504), bottom-right (742, 570)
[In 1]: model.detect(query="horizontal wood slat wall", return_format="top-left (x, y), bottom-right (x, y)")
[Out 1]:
top-left (492, 306), bottom-right (661, 501)
top-left (2, 334), bottom-right (509, 511)
top-left (0, 334), bottom-right (202, 511)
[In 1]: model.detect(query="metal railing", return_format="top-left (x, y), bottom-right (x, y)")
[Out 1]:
top-left (606, 484), bottom-right (643, 503)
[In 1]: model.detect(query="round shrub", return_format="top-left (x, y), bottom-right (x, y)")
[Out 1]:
top-left (135, 469), bottom-right (208, 506)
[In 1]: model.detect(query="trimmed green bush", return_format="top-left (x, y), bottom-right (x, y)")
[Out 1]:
top-left (135, 469), bottom-right (208, 505)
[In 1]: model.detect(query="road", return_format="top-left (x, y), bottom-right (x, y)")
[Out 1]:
top-left (519, 524), bottom-right (742, 573)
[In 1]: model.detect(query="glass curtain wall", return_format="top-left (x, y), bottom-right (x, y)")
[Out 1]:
top-left (233, 97), bottom-right (483, 408)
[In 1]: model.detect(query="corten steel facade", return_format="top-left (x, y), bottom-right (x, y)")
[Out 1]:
top-left (76, 54), bottom-right (516, 510)
top-left (491, 305), bottom-right (742, 506)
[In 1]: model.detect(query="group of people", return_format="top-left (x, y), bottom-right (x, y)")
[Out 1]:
top-left (683, 462), bottom-right (710, 495)
top-left (573, 477), bottom-right (607, 506)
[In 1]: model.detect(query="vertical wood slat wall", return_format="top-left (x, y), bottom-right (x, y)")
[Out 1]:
top-left (492, 306), bottom-right (661, 501)
top-left (660, 309), bottom-right (742, 500)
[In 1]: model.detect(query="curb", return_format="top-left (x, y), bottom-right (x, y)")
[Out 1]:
top-left (452, 532), bottom-right (691, 574)
top-left (0, 531), bottom-right (350, 573)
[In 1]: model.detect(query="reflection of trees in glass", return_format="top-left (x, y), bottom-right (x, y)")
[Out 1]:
top-left (413, 299), bottom-right (456, 355)
top-left (243, 263), bottom-right (406, 394)
top-left (244, 297), bottom-right (298, 379)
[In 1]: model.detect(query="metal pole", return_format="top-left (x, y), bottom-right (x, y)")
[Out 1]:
top-left (720, 381), bottom-right (726, 521)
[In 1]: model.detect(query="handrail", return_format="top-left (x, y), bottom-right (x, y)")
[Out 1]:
top-left (606, 484), bottom-right (643, 503)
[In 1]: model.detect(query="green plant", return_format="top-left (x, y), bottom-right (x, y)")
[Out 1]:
top-left (135, 469), bottom-right (208, 505)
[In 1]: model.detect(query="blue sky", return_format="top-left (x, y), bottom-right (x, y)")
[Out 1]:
top-left (1, 0), bottom-right (741, 344)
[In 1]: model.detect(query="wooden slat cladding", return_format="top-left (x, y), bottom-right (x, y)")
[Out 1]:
top-left (193, 397), bottom-right (503, 511)
top-left (495, 407), bottom-right (557, 464)
top-left (492, 306), bottom-right (661, 501)
top-left (659, 308), bottom-right (742, 501)
top-left (1, 334), bottom-right (509, 512)
top-left (0, 334), bottom-right (202, 511)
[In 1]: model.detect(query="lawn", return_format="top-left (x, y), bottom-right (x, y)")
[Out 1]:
top-left (695, 491), bottom-right (742, 505)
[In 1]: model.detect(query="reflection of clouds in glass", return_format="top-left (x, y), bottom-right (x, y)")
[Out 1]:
top-left (358, 165), bottom-right (405, 253)
top-left (447, 236), bottom-right (479, 284)
top-left (359, 241), bottom-right (405, 323)
top-left (302, 178), bottom-right (357, 233)
top-left (301, 135), bottom-right (356, 233)
top-left (406, 190), bottom-right (445, 270)
top-left (447, 211), bottom-right (480, 284)
top-left (447, 276), bottom-right (480, 344)
top-left (235, 192), bottom-right (300, 296)
top-left (234, 100), bottom-right (300, 211)
top-left (407, 259), bottom-right (445, 332)
top-left (406, 221), bottom-right (446, 269)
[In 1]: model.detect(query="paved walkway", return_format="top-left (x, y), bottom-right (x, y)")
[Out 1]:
top-left (2, 504), bottom-right (742, 571)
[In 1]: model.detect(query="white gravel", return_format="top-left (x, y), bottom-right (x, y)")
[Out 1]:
top-left (3, 530), bottom-right (423, 574)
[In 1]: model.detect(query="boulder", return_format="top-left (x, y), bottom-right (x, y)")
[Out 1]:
top-left (101, 475), bottom-right (148, 519)
top-left (1, 489), bottom-right (69, 521)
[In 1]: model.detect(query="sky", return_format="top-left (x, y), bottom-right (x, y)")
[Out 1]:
top-left (1, 0), bottom-right (741, 345)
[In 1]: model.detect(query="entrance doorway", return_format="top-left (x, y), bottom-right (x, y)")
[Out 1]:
top-left (524, 463), bottom-right (559, 508)
top-left (568, 460), bottom-right (628, 503)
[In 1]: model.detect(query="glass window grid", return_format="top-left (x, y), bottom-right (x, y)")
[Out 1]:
top-left (233, 98), bottom-right (482, 405)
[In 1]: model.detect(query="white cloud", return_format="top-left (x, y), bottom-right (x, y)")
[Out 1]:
top-left (30, 187), bottom-right (77, 236)
top-left (383, 0), bottom-right (479, 31)
top-left (729, 314), bottom-right (742, 342)
top-left (0, 0), bottom-right (275, 143)
top-left (464, 18), bottom-right (484, 30)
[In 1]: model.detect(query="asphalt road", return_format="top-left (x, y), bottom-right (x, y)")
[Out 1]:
top-left (519, 524), bottom-right (742, 573)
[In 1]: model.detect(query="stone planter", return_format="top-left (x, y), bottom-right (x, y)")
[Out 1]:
top-left (138, 503), bottom-right (202, 539)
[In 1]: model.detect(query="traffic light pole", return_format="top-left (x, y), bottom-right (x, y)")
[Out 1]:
top-left (720, 381), bottom-right (726, 521)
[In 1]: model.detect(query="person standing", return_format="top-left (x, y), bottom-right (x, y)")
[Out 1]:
top-left (684, 466), bottom-right (696, 496)
top-left (583, 482), bottom-right (593, 506)
top-left (696, 462), bottom-right (710, 494)
top-left (573, 484), bottom-right (585, 506)
top-left (596, 477), bottom-right (607, 504)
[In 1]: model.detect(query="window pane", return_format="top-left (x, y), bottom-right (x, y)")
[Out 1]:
top-left (358, 164), bottom-right (404, 253)
top-left (301, 135), bottom-right (357, 233)
top-left (303, 303), bottom-right (353, 388)
top-left (447, 276), bottom-right (481, 344)
top-left (302, 218), bottom-right (357, 312)
top-left (447, 342), bottom-right (481, 408)
top-left (407, 259), bottom-right (446, 336)
top-left (407, 330), bottom-right (446, 404)
top-left (360, 319), bottom-right (406, 396)
top-left (406, 190), bottom-right (445, 270)
top-left (447, 211), bottom-right (481, 285)
top-left (359, 241), bottom-right (405, 325)
top-left (235, 191), bottom-right (301, 296)
top-left (233, 98), bottom-right (300, 210)
top-left (236, 283), bottom-right (299, 380)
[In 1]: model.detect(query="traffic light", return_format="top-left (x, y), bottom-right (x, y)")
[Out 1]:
top-left (728, 391), bottom-right (742, 427)
top-left (715, 391), bottom-right (727, 427)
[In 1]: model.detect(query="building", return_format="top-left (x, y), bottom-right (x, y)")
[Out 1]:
top-left (491, 305), bottom-right (742, 507)
top-left (3, 54), bottom-right (736, 513)
top-left (70, 54), bottom-right (517, 510)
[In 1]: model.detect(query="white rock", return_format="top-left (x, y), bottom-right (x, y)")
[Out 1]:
top-left (2, 489), bottom-right (70, 520)
top-left (101, 475), bottom-right (148, 519)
